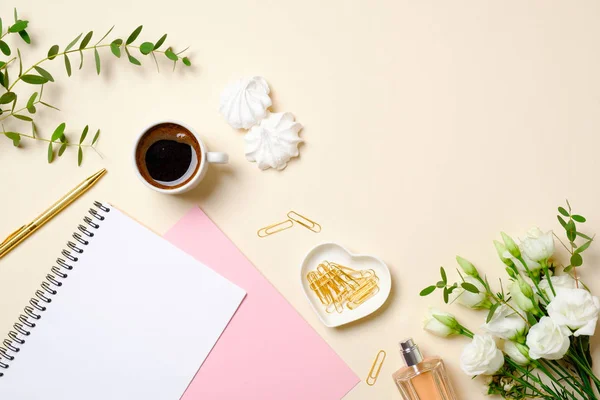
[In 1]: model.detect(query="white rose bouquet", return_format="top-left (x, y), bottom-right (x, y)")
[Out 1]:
top-left (421, 202), bottom-right (600, 399)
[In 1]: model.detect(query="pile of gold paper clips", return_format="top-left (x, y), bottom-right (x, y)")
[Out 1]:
top-left (307, 261), bottom-right (379, 313)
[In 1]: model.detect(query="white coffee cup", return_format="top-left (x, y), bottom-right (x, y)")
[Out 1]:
top-left (133, 120), bottom-right (228, 194)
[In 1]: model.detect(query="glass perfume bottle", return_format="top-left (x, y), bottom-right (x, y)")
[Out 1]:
top-left (392, 339), bottom-right (457, 400)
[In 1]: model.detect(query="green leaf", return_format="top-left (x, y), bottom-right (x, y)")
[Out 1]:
top-left (0, 61), bottom-right (5, 69)
top-left (13, 8), bottom-right (17, 22)
top-left (0, 40), bottom-right (11, 56)
top-left (564, 265), bottom-right (574, 273)
top-left (40, 101), bottom-right (60, 111)
top-left (576, 231), bottom-right (593, 240)
top-left (51, 122), bottom-right (66, 142)
top-left (13, 114), bottom-right (32, 121)
top-left (486, 303), bottom-right (500, 323)
top-left (575, 240), bottom-right (592, 254)
top-left (182, 57), bottom-right (191, 67)
top-left (27, 104), bottom-right (36, 114)
top-left (0, 91), bottom-right (16, 104)
top-left (443, 287), bottom-right (449, 304)
top-left (20, 74), bottom-right (48, 84)
top-left (126, 47), bottom-right (141, 66)
top-left (8, 20), bottom-right (28, 33)
top-left (79, 125), bottom-right (89, 144)
top-left (34, 66), bottom-right (54, 82)
top-left (461, 282), bottom-right (479, 293)
top-left (110, 40), bottom-right (122, 58)
top-left (48, 45), bottom-right (59, 60)
top-left (572, 215), bottom-right (586, 223)
top-left (80, 31), bottom-right (93, 49)
top-left (165, 47), bottom-right (178, 61)
top-left (4, 132), bottom-right (20, 146)
top-left (94, 48), bottom-right (100, 75)
top-left (17, 48), bottom-right (22, 76)
top-left (64, 54), bottom-right (72, 77)
top-left (47, 142), bottom-right (54, 163)
top-left (139, 42), bottom-right (154, 55)
top-left (436, 281), bottom-right (445, 288)
top-left (78, 146), bottom-right (83, 166)
top-left (96, 25), bottom-right (114, 46)
top-left (0, 72), bottom-right (4, 87)
top-left (18, 30), bottom-right (30, 44)
top-left (126, 25), bottom-right (143, 45)
top-left (79, 50), bottom-right (84, 69)
top-left (440, 266), bottom-right (447, 285)
top-left (526, 312), bottom-right (537, 326)
top-left (0, 18), bottom-right (2, 35)
top-left (571, 253), bottom-right (583, 267)
top-left (154, 34), bottom-right (167, 50)
top-left (419, 285), bottom-right (436, 296)
top-left (58, 142), bottom-right (67, 157)
top-left (91, 129), bottom-right (100, 145)
top-left (27, 92), bottom-right (37, 107)
top-left (566, 220), bottom-right (577, 242)
top-left (65, 33), bottom-right (82, 51)
top-left (557, 215), bottom-right (567, 229)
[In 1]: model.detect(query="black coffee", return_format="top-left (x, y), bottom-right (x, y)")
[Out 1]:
top-left (135, 123), bottom-right (201, 190)
top-left (145, 140), bottom-right (192, 182)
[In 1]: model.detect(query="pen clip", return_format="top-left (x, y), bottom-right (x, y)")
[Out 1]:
top-left (1, 225), bottom-right (29, 245)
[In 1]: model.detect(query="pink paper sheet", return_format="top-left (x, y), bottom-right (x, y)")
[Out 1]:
top-left (165, 207), bottom-right (359, 400)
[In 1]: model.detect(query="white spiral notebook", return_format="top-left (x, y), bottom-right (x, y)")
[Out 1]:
top-left (0, 202), bottom-right (246, 400)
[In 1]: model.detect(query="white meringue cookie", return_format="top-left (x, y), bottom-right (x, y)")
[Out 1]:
top-left (244, 112), bottom-right (303, 171)
top-left (219, 76), bottom-right (272, 129)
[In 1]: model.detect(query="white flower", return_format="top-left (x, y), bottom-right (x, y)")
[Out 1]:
top-left (482, 304), bottom-right (527, 340)
top-left (510, 278), bottom-right (536, 313)
top-left (423, 308), bottom-right (460, 337)
top-left (503, 341), bottom-right (530, 365)
top-left (520, 227), bottom-right (555, 262)
top-left (547, 288), bottom-right (600, 337)
top-left (460, 334), bottom-right (504, 376)
top-left (526, 317), bottom-right (571, 360)
top-left (539, 274), bottom-right (577, 301)
top-left (456, 276), bottom-right (489, 309)
top-left (503, 249), bottom-right (541, 272)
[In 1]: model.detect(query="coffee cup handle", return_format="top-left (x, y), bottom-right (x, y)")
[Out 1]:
top-left (206, 152), bottom-right (229, 164)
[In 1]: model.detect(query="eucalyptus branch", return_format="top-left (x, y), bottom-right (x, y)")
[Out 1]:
top-left (0, 10), bottom-right (191, 166)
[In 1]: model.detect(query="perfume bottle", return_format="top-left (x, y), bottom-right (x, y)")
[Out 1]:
top-left (392, 339), bottom-right (457, 400)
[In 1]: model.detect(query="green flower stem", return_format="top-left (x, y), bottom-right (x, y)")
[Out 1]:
top-left (0, 57), bottom-right (16, 70)
top-left (507, 359), bottom-right (561, 399)
top-left (568, 351), bottom-right (600, 388)
top-left (540, 260), bottom-right (556, 298)
top-left (6, 43), bottom-right (170, 92)
top-left (539, 360), bottom-right (588, 399)
top-left (517, 256), bottom-right (550, 304)
top-left (502, 370), bottom-right (550, 399)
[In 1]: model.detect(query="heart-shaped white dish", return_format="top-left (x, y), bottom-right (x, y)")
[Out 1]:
top-left (300, 243), bottom-right (392, 327)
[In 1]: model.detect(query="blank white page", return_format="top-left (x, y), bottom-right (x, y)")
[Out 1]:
top-left (0, 203), bottom-right (245, 400)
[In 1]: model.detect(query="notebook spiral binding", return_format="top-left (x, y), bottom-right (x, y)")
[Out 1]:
top-left (0, 201), bottom-right (110, 377)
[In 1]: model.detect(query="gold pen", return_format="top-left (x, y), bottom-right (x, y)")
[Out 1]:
top-left (0, 168), bottom-right (107, 259)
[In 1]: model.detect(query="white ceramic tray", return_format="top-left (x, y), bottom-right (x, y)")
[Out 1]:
top-left (300, 243), bottom-right (391, 327)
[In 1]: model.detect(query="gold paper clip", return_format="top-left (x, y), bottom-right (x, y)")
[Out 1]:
top-left (366, 350), bottom-right (386, 386)
top-left (257, 219), bottom-right (294, 238)
top-left (287, 211), bottom-right (321, 233)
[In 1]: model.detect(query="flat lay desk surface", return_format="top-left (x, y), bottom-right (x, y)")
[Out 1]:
top-left (2, 1), bottom-right (600, 399)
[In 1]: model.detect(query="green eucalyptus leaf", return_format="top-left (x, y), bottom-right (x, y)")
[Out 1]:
top-left (126, 25), bottom-right (143, 45)
top-left (18, 29), bottom-right (30, 44)
top-left (17, 48), bottom-right (22, 76)
top-left (443, 287), bottom-right (449, 304)
top-left (182, 57), bottom-right (191, 66)
top-left (0, 18), bottom-right (3, 34)
top-left (557, 215), bottom-right (567, 229)
top-left (571, 253), bottom-right (583, 267)
top-left (486, 303), bottom-right (500, 323)
top-left (64, 54), bottom-right (72, 76)
top-left (126, 48), bottom-right (141, 66)
top-left (139, 42), bottom-right (154, 55)
top-left (27, 92), bottom-right (37, 107)
top-left (0, 72), bottom-right (4, 87)
top-left (78, 146), bottom-right (83, 166)
top-left (96, 25), bottom-right (114, 45)
top-left (79, 125), bottom-right (89, 144)
top-left (48, 45), bottom-right (59, 60)
top-left (5, 132), bottom-right (20, 146)
top-left (0, 91), bottom-right (16, 104)
top-left (110, 41), bottom-right (121, 58)
top-left (47, 142), bottom-right (54, 163)
top-left (65, 33), bottom-right (82, 51)
top-left (165, 48), bottom-right (178, 61)
top-left (27, 104), bottom-right (36, 114)
top-left (51, 122), bottom-right (66, 142)
top-left (92, 129), bottom-right (100, 145)
top-left (572, 215), bottom-right (586, 223)
top-left (94, 48), bottom-right (100, 75)
top-left (80, 31), bottom-right (93, 49)
top-left (154, 34), bottom-right (167, 50)
top-left (0, 40), bottom-right (11, 56)
top-left (8, 20), bottom-right (28, 33)
top-left (58, 142), bottom-right (67, 157)
top-left (558, 207), bottom-right (569, 217)
top-left (13, 114), bottom-right (32, 121)
top-left (20, 74), bottom-right (48, 84)
top-left (440, 266), bottom-right (447, 284)
top-left (0, 61), bottom-right (5, 68)
top-left (575, 240), bottom-right (592, 254)
top-left (461, 282), bottom-right (479, 293)
top-left (576, 231), bottom-right (593, 240)
top-left (419, 285), bottom-right (436, 296)
top-left (34, 66), bottom-right (54, 82)
top-left (79, 50), bottom-right (84, 69)
top-left (564, 265), bottom-right (574, 273)
top-left (40, 101), bottom-right (60, 111)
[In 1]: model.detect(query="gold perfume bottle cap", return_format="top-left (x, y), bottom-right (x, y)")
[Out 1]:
top-left (399, 338), bottom-right (423, 367)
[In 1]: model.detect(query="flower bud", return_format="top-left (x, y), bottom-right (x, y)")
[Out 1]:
top-left (456, 256), bottom-right (479, 277)
top-left (518, 276), bottom-right (534, 299)
top-left (423, 308), bottom-right (461, 337)
top-left (505, 267), bottom-right (517, 279)
top-left (501, 232), bottom-right (521, 258)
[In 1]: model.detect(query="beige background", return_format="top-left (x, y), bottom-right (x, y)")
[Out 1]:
top-left (1, 1), bottom-right (600, 398)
